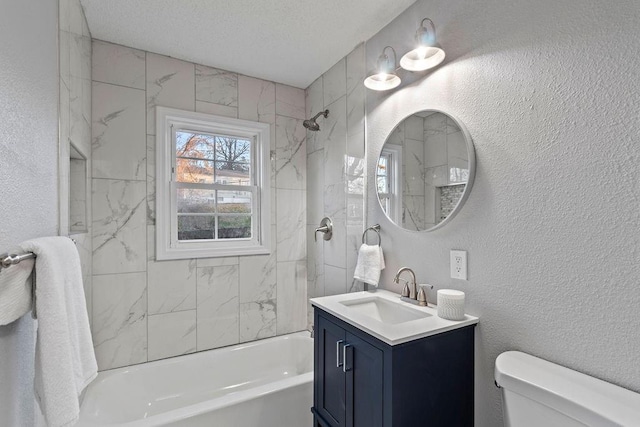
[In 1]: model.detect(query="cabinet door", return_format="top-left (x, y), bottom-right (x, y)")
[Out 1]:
top-left (345, 332), bottom-right (384, 427)
top-left (315, 315), bottom-right (347, 427)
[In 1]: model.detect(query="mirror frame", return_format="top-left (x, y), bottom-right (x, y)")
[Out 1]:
top-left (376, 109), bottom-right (476, 232)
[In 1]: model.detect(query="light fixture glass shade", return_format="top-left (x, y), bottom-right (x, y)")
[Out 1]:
top-left (400, 46), bottom-right (445, 71)
top-left (364, 73), bottom-right (402, 91)
top-left (400, 18), bottom-right (445, 72)
top-left (364, 46), bottom-right (401, 91)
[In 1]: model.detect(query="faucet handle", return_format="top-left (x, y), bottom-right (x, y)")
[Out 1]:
top-left (401, 283), bottom-right (410, 298)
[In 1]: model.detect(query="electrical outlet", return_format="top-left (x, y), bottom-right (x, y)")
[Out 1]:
top-left (450, 250), bottom-right (468, 280)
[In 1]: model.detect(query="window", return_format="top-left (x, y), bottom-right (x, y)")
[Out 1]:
top-left (376, 146), bottom-right (402, 224)
top-left (156, 107), bottom-right (271, 260)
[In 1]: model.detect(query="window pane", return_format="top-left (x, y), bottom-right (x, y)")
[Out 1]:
top-left (176, 131), bottom-right (215, 160)
top-left (214, 161), bottom-right (251, 185)
top-left (377, 176), bottom-right (388, 193)
top-left (378, 156), bottom-right (388, 175)
top-left (176, 158), bottom-right (214, 183)
top-left (177, 189), bottom-right (216, 213)
top-left (214, 137), bottom-right (252, 185)
top-left (178, 215), bottom-right (214, 240)
top-left (217, 191), bottom-right (252, 213)
top-left (218, 216), bottom-right (251, 239)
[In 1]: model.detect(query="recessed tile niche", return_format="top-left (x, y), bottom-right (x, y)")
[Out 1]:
top-left (69, 144), bottom-right (88, 234)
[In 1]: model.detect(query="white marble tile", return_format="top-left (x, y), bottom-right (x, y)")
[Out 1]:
top-left (276, 189), bottom-right (306, 262)
top-left (196, 256), bottom-right (239, 268)
top-left (238, 75), bottom-right (275, 124)
top-left (147, 225), bottom-right (155, 262)
top-left (195, 101), bottom-right (238, 118)
top-left (70, 158), bottom-right (88, 232)
top-left (323, 58), bottom-right (346, 106)
top-left (148, 311), bottom-right (197, 361)
top-left (59, 0), bottom-right (70, 32)
top-left (424, 185), bottom-right (437, 225)
top-left (92, 82), bottom-right (146, 180)
top-left (276, 260), bottom-right (307, 334)
top-left (146, 53), bottom-right (195, 134)
top-left (346, 224), bottom-right (363, 293)
top-left (74, 233), bottom-right (92, 326)
top-left (239, 254), bottom-right (276, 303)
top-left (92, 40), bottom-right (146, 90)
top-left (305, 77), bottom-right (323, 122)
top-left (424, 112), bottom-right (447, 135)
top-left (322, 97), bottom-right (347, 186)
top-left (403, 196), bottom-right (426, 231)
top-left (195, 64), bottom-right (237, 107)
top-left (275, 83), bottom-right (305, 120)
top-left (60, 31), bottom-right (71, 88)
top-left (306, 149), bottom-right (324, 225)
top-left (323, 218), bottom-right (347, 269)
top-left (405, 115), bottom-right (424, 140)
top-left (239, 300), bottom-right (276, 342)
top-left (70, 76), bottom-right (92, 156)
top-left (196, 266), bottom-right (239, 351)
top-left (92, 179), bottom-right (146, 274)
top-left (146, 135), bottom-right (155, 224)
top-left (324, 265), bottom-right (347, 296)
top-left (275, 115), bottom-right (306, 190)
top-left (68, 0), bottom-right (85, 36)
top-left (346, 44), bottom-right (365, 99)
top-left (447, 130), bottom-right (469, 171)
top-left (346, 44), bottom-right (365, 143)
top-left (446, 116), bottom-right (461, 134)
top-left (70, 32), bottom-right (90, 80)
top-left (306, 225), bottom-right (324, 298)
top-left (92, 272), bottom-right (147, 370)
top-left (424, 132), bottom-right (447, 168)
top-left (404, 138), bottom-right (425, 196)
top-left (324, 182), bottom-right (346, 222)
top-left (148, 259), bottom-right (197, 315)
top-left (425, 165), bottom-right (448, 187)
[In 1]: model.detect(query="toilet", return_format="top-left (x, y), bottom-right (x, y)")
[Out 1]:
top-left (495, 351), bottom-right (640, 426)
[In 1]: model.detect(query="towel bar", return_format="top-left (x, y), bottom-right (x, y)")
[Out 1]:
top-left (0, 252), bottom-right (36, 272)
top-left (362, 224), bottom-right (382, 246)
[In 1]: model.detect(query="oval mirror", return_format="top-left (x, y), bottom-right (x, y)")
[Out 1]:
top-left (376, 110), bottom-right (475, 231)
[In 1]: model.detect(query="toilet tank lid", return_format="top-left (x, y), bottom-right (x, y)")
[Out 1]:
top-left (495, 351), bottom-right (640, 426)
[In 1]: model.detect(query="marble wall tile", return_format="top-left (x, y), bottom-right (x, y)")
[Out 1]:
top-left (239, 255), bottom-right (276, 303)
top-left (239, 300), bottom-right (276, 342)
top-left (74, 233), bottom-right (93, 326)
top-left (68, 0), bottom-right (85, 36)
top-left (196, 256), bottom-right (239, 268)
top-left (404, 138), bottom-right (425, 196)
top-left (323, 217), bottom-right (346, 269)
top-left (92, 272), bottom-right (147, 370)
top-left (323, 58), bottom-right (346, 106)
top-left (346, 45), bottom-right (365, 145)
top-left (238, 75), bottom-right (275, 124)
top-left (195, 101), bottom-right (238, 118)
top-left (275, 84), bottom-right (305, 120)
top-left (70, 76), bottom-right (92, 156)
top-left (275, 115), bottom-right (306, 190)
top-left (424, 132), bottom-right (448, 168)
top-left (148, 310), bottom-right (197, 361)
top-left (346, 224), bottom-right (363, 293)
top-left (146, 135), bottom-right (155, 224)
top-left (403, 196), bottom-right (426, 231)
top-left (324, 265), bottom-right (347, 296)
top-left (405, 115), bottom-right (424, 140)
top-left (196, 266), bottom-right (239, 351)
top-left (147, 225), bottom-right (155, 262)
top-left (447, 130), bottom-right (469, 172)
top-left (276, 189), bottom-right (306, 262)
top-left (306, 225), bottom-right (324, 298)
top-left (70, 32), bottom-right (90, 80)
top-left (425, 165), bottom-right (448, 187)
top-left (92, 40), bottom-right (146, 90)
top-left (148, 259), bottom-right (197, 315)
top-left (92, 179), bottom-right (146, 274)
top-left (59, 0), bottom-right (70, 32)
top-left (60, 31), bottom-right (71, 88)
top-left (195, 64), bottom-right (238, 107)
top-left (424, 112), bottom-right (447, 135)
top-left (346, 44), bottom-right (365, 100)
top-left (146, 54), bottom-right (195, 134)
top-left (92, 82), bottom-right (146, 180)
top-left (276, 260), bottom-right (307, 334)
top-left (322, 96), bottom-right (347, 185)
top-left (446, 116), bottom-right (461, 134)
top-left (424, 185), bottom-right (437, 225)
top-left (306, 149), bottom-right (325, 226)
top-left (305, 77), bottom-right (323, 122)
top-left (387, 123), bottom-right (405, 146)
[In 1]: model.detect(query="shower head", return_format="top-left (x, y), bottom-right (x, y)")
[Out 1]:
top-left (303, 110), bottom-right (329, 131)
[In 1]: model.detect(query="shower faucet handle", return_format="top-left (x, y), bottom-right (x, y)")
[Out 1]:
top-left (314, 217), bottom-right (333, 242)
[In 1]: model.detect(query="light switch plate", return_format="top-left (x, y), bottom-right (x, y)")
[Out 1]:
top-left (450, 250), bottom-right (467, 280)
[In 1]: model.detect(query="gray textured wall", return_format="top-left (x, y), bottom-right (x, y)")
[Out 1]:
top-left (365, 0), bottom-right (640, 425)
top-left (0, 0), bottom-right (59, 425)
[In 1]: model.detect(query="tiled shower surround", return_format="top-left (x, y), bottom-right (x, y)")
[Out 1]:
top-left (91, 41), bottom-right (307, 370)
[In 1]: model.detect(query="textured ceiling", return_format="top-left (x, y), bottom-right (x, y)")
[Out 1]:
top-left (80, 0), bottom-right (416, 88)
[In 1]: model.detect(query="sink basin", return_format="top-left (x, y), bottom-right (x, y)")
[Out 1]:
top-left (339, 296), bottom-right (431, 325)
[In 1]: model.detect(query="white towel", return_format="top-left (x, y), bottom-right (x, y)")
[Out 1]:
top-left (20, 237), bottom-right (97, 427)
top-left (353, 244), bottom-right (385, 287)
top-left (0, 255), bottom-right (34, 325)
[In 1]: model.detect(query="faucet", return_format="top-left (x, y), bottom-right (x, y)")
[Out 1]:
top-left (393, 267), bottom-right (417, 299)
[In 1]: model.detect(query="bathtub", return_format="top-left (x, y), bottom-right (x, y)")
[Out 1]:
top-left (77, 332), bottom-right (313, 427)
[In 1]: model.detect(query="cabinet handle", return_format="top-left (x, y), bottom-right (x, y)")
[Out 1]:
top-left (336, 340), bottom-right (344, 368)
top-left (343, 344), bottom-right (352, 373)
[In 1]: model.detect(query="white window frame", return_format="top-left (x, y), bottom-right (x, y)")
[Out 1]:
top-left (379, 146), bottom-right (403, 224)
top-left (156, 107), bottom-right (271, 260)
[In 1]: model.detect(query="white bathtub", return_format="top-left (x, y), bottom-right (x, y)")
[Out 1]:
top-left (77, 332), bottom-right (313, 427)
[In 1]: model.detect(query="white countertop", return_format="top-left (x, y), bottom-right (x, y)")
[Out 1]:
top-left (310, 289), bottom-right (478, 346)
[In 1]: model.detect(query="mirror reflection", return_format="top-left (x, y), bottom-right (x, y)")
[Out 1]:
top-left (376, 111), bottom-right (472, 231)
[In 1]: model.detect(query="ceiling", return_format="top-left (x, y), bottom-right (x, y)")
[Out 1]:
top-left (80, 0), bottom-right (416, 89)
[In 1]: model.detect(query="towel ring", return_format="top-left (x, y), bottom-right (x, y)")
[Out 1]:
top-left (362, 225), bottom-right (382, 246)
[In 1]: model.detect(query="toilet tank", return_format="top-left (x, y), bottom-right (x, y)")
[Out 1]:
top-left (495, 351), bottom-right (640, 427)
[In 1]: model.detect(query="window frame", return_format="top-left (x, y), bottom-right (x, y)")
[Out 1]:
top-left (156, 107), bottom-right (271, 260)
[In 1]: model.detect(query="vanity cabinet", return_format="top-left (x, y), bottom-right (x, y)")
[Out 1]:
top-left (311, 307), bottom-right (475, 427)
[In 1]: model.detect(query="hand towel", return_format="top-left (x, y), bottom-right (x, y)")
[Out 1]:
top-left (0, 255), bottom-right (34, 325)
top-left (20, 237), bottom-right (98, 427)
top-left (353, 244), bottom-right (385, 287)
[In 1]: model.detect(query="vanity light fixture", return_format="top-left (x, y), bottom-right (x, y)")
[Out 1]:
top-left (399, 18), bottom-right (445, 72)
top-left (364, 46), bottom-right (401, 91)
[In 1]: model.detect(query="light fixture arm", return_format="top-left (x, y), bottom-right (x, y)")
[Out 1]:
top-left (417, 18), bottom-right (437, 46)
top-left (379, 46), bottom-right (398, 73)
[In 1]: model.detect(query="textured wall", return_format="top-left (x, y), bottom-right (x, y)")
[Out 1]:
top-left (0, 1), bottom-right (59, 425)
top-left (91, 41), bottom-right (308, 370)
top-left (365, 0), bottom-right (640, 425)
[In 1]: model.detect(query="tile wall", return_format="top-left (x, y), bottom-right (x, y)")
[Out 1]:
top-left (91, 41), bottom-right (307, 370)
top-left (305, 44), bottom-right (366, 327)
top-left (59, 0), bottom-right (93, 321)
